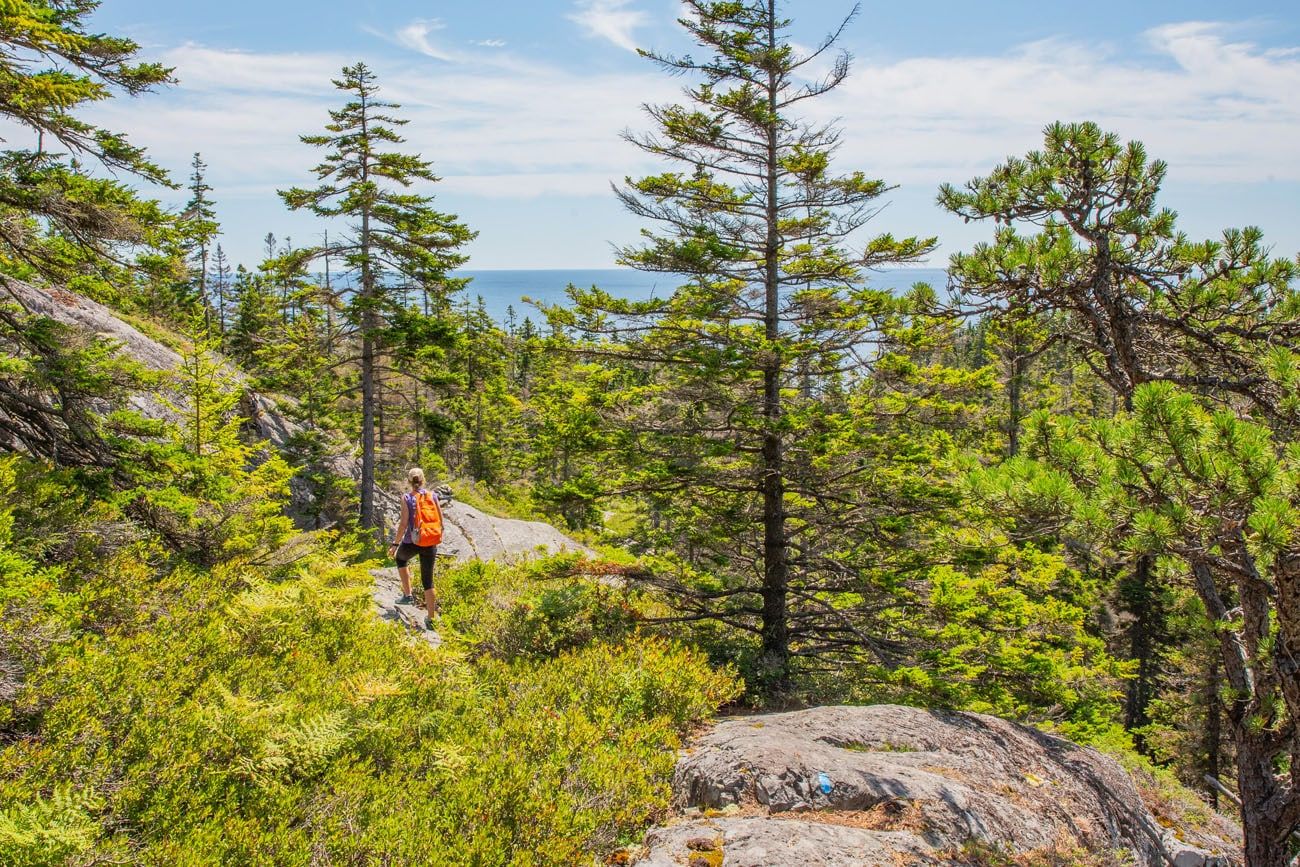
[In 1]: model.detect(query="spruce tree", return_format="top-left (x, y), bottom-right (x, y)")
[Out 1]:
top-left (227, 265), bottom-right (277, 370)
top-left (0, 0), bottom-right (173, 277)
top-left (552, 1), bottom-right (936, 689)
top-left (142, 337), bottom-right (295, 567)
top-left (281, 63), bottom-right (475, 531)
top-left (211, 243), bottom-right (232, 343)
top-left (182, 153), bottom-right (219, 334)
top-left (0, 0), bottom-right (179, 469)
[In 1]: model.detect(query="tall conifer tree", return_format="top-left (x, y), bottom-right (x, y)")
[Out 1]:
top-left (281, 63), bottom-right (475, 530)
top-left (553, 1), bottom-right (936, 689)
top-left (183, 152), bottom-right (219, 333)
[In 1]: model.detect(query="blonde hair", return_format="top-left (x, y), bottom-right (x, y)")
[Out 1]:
top-left (407, 467), bottom-right (425, 490)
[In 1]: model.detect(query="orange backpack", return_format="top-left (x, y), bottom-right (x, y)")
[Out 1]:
top-left (411, 490), bottom-right (444, 546)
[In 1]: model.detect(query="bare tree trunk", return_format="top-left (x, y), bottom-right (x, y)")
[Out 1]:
top-left (1123, 554), bottom-right (1159, 749)
top-left (1238, 741), bottom-right (1290, 867)
top-left (1007, 340), bottom-right (1026, 457)
top-left (1119, 371), bottom-right (1161, 746)
top-left (356, 83), bottom-right (379, 533)
top-left (414, 380), bottom-right (421, 460)
top-left (360, 328), bottom-right (376, 529)
top-left (323, 233), bottom-right (334, 348)
top-left (377, 367), bottom-right (386, 453)
top-left (757, 0), bottom-right (789, 692)
top-left (216, 276), bottom-right (226, 344)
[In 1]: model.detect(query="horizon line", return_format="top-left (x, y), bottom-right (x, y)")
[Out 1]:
top-left (452, 263), bottom-right (947, 272)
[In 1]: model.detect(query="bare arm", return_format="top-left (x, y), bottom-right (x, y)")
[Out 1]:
top-left (389, 498), bottom-right (409, 552)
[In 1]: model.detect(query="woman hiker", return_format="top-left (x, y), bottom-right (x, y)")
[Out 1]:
top-left (388, 467), bottom-right (449, 630)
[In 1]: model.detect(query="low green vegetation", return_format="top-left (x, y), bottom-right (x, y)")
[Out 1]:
top-left (0, 455), bottom-right (739, 865)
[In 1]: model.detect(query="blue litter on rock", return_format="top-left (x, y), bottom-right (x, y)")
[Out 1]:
top-left (817, 771), bottom-right (833, 794)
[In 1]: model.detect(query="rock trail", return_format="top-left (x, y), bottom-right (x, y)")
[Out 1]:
top-left (633, 705), bottom-right (1240, 867)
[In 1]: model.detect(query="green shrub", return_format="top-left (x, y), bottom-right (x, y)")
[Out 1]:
top-left (0, 785), bottom-right (103, 867)
top-left (493, 582), bottom-right (640, 659)
top-left (435, 555), bottom-right (646, 662)
top-left (0, 541), bottom-right (740, 865)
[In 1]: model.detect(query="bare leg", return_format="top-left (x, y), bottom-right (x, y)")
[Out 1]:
top-left (397, 566), bottom-right (412, 599)
top-left (420, 548), bottom-right (438, 619)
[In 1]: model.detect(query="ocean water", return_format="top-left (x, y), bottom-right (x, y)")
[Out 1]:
top-left (454, 267), bottom-right (949, 323)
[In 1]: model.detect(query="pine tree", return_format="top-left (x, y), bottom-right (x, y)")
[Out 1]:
top-left (941, 121), bottom-right (1300, 744)
top-left (280, 62), bottom-right (475, 532)
top-left (182, 153), bottom-right (219, 335)
top-left (550, 1), bottom-right (937, 690)
top-left (0, 0), bottom-right (173, 278)
top-left (939, 121), bottom-right (1299, 418)
top-left (989, 385), bottom-right (1300, 866)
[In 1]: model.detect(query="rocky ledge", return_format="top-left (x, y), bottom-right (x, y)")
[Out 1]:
top-left (635, 705), bottom-right (1240, 866)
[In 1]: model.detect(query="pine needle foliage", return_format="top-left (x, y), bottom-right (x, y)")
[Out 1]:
top-left (546, 0), bottom-right (945, 693)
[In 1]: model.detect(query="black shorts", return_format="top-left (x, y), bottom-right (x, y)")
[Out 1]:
top-left (394, 543), bottom-right (437, 590)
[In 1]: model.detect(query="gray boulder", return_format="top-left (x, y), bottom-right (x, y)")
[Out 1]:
top-left (2, 275), bottom-right (186, 425)
top-left (3, 277), bottom-right (183, 376)
top-left (636, 705), bottom-right (1239, 866)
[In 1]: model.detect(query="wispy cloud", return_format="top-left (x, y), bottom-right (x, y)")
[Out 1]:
top-left (76, 18), bottom-right (1300, 266)
top-left (568, 0), bottom-right (648, 52)
top-left (375, 19), bottom-right (536, 73)
top-left (823, 21), bottom-right (1300, 185)
top-left (158, 43), bottom-right (341, 94)
top-left (90, 19), bottom-right (1300, 206)
top-left (393, 18), bottom-right (454, 61)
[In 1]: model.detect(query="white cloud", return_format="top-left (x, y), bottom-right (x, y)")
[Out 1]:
top-left (159, 42), bottom-right (342, 94)
top-left (83, 20), bottom-right (1300, 199)
top-left (86, 40), bottom-right (673, 208)
top-left (568, 0), bottom-right (648, 52)
top-left (374, 20), bottom-right (537, 74)
top-left (73, 18), bottom-right (1300, 266)
top-left (393, 18), bottom-right (454, 62)
top-left (817, 22), bottom-right (1300, 186)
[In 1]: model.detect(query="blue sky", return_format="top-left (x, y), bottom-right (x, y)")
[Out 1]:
top-left (83, 0), bottom-right (1300, 270)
